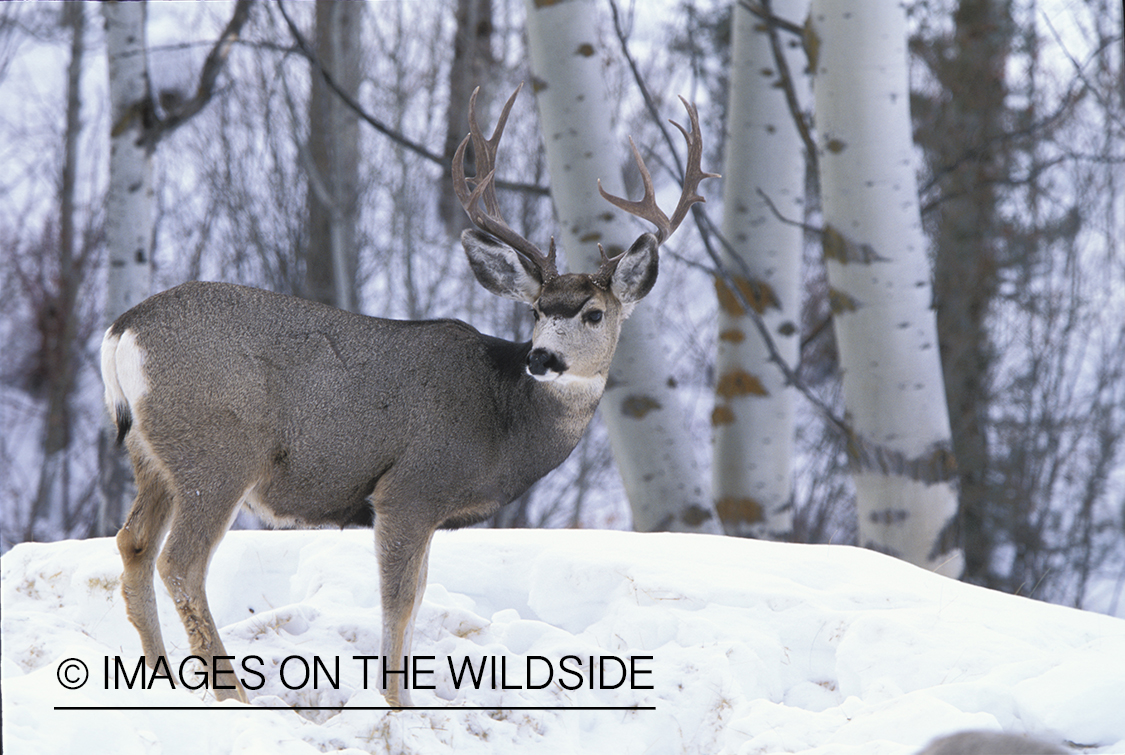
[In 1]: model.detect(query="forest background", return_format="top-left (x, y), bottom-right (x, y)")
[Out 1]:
top-left (1, 0), bottom-right (1122, 614)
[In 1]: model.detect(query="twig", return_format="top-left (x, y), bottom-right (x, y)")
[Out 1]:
top-left (742, 0), bottom-right (818, 172)
top-left (275, 0), bottom-right (547, 198)
top-left (154, 0), bottom-right (254, 142)
top-left (756, 187), bottom-right (822, 235)
top-left (1040, 10), bottom-right (1124, 127)
top-left (606, 0), bottom-right (686, 179)
top-left (739, 0), bottom-right (804, 37)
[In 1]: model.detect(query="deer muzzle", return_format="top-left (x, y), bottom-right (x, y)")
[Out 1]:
top-left (527, 348), bottom-right (567, 380)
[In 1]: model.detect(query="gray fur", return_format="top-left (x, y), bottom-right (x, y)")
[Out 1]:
top-left (104, 243), bottom-right (651, 707)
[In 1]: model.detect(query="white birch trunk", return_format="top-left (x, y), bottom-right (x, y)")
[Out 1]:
top-left (99, 0), bottom-right (154, 536)
top-left (524, 0), bottom-right (719, 534)
top-left (103, 0), bottom-right (154, 324)
top-left (713, 0), bottom-right (806, 539)
top-left (810, 1), bottom-right (962, 576)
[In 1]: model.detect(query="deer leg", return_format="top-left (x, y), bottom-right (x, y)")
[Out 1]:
top-left (116, 463), bottom-right (174, 667)
top-left (400, 536), bottom-right (432, 667)
top-left (374, 512), bottom-right (436, 707)
top-left (157, 490), bottom-right (247, 703)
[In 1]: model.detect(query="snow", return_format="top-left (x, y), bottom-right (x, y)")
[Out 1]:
top-left (2, 529), bottom-right (1123, 754)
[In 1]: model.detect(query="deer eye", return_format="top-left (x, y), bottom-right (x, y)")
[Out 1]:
top-left (583, 309), bottom-right (604, 325)
top-left (531, 308), bottom-right (540, 321)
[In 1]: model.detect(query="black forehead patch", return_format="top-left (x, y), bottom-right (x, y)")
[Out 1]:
top-left (537, 277), bottom-right (599, 318)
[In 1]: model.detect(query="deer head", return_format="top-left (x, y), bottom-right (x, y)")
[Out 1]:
top-left (453, 85), bottom-right (718, 388)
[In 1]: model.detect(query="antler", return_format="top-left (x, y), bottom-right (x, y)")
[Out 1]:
top-left (453, 85), bottom-right (558, 281)
top-left (594, 97), bottom-right (718, 283)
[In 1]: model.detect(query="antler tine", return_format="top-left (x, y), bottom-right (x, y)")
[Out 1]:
top-left (466, 84), bottom-right (517, 217)
top-left (453, 85), bottom-right (558, 279)
top-left (598, 136), bottom-right (672, 243)
top-left (592, 243), bottom-right (625, 289)
top-left (667, 96), bottom-right (720, 232)
top-left (597, 96), bottom-right (719, 246)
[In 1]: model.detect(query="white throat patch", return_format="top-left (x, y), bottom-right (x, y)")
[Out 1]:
top-left (528, 368), bottom-right (606, 393)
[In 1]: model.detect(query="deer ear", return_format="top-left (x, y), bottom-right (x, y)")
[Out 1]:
top-left (462, 229), bottom-right (543, 303)
top-left (611, 233), bottom-right (659, 306)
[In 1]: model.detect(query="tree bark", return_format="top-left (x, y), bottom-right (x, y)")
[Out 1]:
top-left (713, 0), bottom-right (806, 539)
top-left (924, 0), bottom-right (1012, 586)
top-left (103, 1), bottom-right (154, 325)
top-left (809, 0), bottom-right (962, 575)
top-left (27, 2), bottom-right (86, 541)
top-left (305, 0), bottom-right (362, 311)
top-left (441, 0), bottom-right (494, 238)
top-left (524, 0), bottom-right (719, 534)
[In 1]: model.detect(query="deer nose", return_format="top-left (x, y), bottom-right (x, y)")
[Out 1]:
top-left (527, 348), bottom-right (567, 377)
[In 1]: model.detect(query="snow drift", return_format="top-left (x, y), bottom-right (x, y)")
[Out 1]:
top-left (2, 529), bottom-right (1123, 754)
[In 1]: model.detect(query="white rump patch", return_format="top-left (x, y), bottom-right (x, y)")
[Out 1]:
top-left (115, 329), bottom-right (149, 406)
top-left (99, 328), bottom-right (123, 414)
top-left (101, 328), bottom-right (148, 414)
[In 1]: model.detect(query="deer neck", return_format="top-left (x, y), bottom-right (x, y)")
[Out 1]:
top-left (481, 335), bottom-right (605, 470)
top-left (534, 370), bottom-right (606, 439)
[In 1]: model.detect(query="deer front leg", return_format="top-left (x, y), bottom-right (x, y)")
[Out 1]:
top-left (374, 513), bottom-right (435, 708)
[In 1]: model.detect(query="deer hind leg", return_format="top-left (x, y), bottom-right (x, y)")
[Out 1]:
top-left (157, 486), bottom-right (248, 703)
top-left (400, 535), bottom-right (432, 671)
top-left (374, 512), bottom-right (436, 707)
top-left (117, 462), bottom-right (175, 666)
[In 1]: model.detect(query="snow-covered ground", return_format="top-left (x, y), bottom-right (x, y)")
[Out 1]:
top-left (2, 529), bottom-right (1123, 754)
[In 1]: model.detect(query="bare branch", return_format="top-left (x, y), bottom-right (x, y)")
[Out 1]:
top-left (754, 0), bottom-right (818, 172)
top-left (739, 0), bottom-right (804, 37)
top-left (153, 0), bottom-right (253, 141)
top-left (276, 0), bottom-right (548, 198)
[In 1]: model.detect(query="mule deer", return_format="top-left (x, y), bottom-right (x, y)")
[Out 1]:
top-left (101, 86), bottom-right (715, 706)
